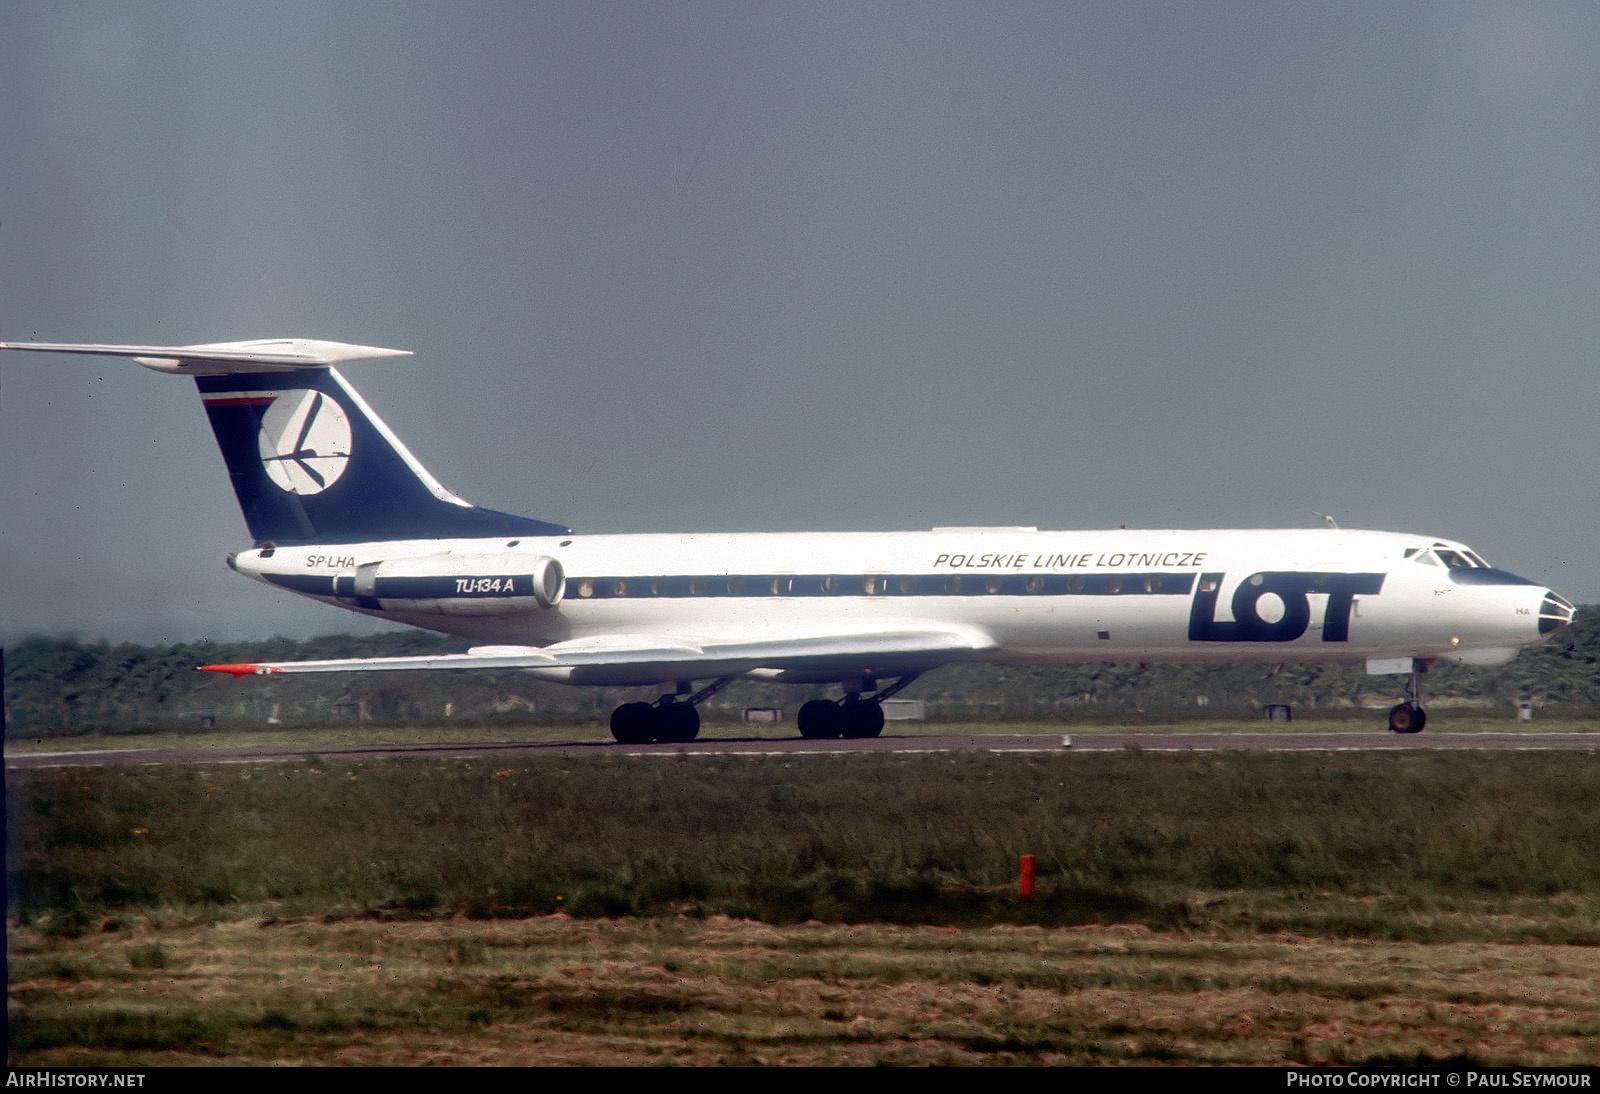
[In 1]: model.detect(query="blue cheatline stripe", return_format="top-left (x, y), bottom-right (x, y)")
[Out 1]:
top-left (563, 572), bottom-right (1199, 600)
top-left (266, 570), bottom-right (1200, 605)
top-left (266, 573), bottom-right (338, 595)
top-left (373, 575), bottom-right (534, 598)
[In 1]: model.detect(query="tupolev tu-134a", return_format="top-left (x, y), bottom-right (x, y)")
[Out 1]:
top-left (3, 337), bottom-right (1575, 742)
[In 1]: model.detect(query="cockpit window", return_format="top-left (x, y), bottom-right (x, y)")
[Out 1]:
top-left (1410, 543), bottom-right (1494, 569)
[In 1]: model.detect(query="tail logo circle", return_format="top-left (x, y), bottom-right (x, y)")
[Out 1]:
top-left (258, 390), bottom-right (352, 495)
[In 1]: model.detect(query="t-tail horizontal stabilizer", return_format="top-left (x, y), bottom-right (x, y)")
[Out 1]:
top-left (0, 337), bottom-right (571, 544)
top-left (0, 338), bottom-right (412, 375)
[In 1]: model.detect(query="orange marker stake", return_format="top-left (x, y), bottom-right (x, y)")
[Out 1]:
top-left (1020, 854), bottom-right (1036, 900)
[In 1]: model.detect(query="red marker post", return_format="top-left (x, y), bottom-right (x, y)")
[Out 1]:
top-left (1020, 854), bottom-right (1036, 900)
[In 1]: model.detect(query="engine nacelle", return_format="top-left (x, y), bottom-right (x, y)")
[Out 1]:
top-left (335, 553), bottom-right (563, 615)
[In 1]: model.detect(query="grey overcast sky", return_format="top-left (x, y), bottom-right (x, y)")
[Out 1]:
top-left (3, 1), bottom-right (1597, 644)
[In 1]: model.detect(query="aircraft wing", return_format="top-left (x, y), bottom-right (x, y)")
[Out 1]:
top-left (201, 625), bottom-right (996, 686)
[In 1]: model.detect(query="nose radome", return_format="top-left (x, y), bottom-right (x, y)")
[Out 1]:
top-left (1539, 590), bottom-right (1575, 636)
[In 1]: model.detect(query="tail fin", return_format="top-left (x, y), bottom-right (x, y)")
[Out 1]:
top-left (0, 338), bottom-right (570, 545)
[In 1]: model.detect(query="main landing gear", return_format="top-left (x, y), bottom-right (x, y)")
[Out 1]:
top-left (609, 677), bottom-right (736, 744)
top-left (796, 673), bottom-right (922, 740)
top-left (1387, 661), bottom-right (1428, 734)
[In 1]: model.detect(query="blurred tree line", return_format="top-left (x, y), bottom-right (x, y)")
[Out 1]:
top-left (5, 607), bottom-right (1596, 736)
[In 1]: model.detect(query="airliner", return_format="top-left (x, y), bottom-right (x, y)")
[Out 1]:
top-left (2, 338), bottom-right (1575, 742)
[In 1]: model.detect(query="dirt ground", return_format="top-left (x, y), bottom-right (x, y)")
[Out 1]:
top-left (9, 911), bottom-right (1599, 1065)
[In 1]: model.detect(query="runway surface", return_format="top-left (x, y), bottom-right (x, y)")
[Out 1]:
top-left (7, 731), bottom-right (1598, 768)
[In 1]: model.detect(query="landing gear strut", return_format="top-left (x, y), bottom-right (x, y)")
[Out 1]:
top-left (1387, 662), bottom-right (1428, 734)
top-left (797, 673), bottom-right (922, 740)
top-left (609, 677), bottom-right (736, 744)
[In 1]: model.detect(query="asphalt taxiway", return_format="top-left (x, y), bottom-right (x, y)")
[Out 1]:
top-left (7, 731), bottom-right (1598, 768)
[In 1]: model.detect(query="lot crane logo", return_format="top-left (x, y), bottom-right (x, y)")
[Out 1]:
top-left (257, 389), bottom-right (352, 495)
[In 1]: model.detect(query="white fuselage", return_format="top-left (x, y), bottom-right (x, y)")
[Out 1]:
top-left (230, 526), bottom-right (1560, 683)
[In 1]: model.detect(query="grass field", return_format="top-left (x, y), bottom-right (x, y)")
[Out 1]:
top-left (7, 729), bottom-right (1600, 1065)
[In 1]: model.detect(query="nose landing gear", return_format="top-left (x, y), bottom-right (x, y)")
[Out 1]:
top-left (1386, 661), bottom-right (1428, 734)
top-left (1387, 701), bottom-right (1426, 734)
